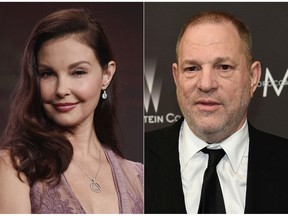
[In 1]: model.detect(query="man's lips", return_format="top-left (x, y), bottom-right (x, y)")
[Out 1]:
top-left (53, 102), bottom-right (79, 112)
top-left (195, 99), bottom-right (222, 111)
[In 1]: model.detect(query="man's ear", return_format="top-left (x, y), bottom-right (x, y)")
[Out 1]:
top-left (250, 61), bottom-right (261, 97)
top-left (172, 62), bottom-right (179, 86)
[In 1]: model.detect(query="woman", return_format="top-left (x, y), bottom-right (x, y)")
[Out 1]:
top-left (0, 8), bottom-right (143, 213)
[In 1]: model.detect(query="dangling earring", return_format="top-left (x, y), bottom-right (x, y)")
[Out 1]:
top-left (102, 90), bottom-right (107, 99)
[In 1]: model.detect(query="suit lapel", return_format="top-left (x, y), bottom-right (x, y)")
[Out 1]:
top-left (245, 124), bottom-right (277, 213)
top-left (148, 118), bottom-right (186, 213)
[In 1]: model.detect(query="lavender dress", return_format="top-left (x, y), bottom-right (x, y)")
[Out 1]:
top-left (30, 148), bottom-right (144, 213)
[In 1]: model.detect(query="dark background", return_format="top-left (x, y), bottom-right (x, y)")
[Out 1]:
top-left (145, 2), bottom-right (288, 141)
top-left (0, 2), bottom-right (143, 162)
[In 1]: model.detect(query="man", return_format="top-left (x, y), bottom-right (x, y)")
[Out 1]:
top-left (145, 11), bottom-right (288, 214)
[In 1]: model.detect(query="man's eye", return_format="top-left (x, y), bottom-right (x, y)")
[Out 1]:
top-left (184, 66), bottom-right (200, 72)
top-left (219, 64), bottom-right (232, 71)
top-left (216, 64), bottom-right (235, 78)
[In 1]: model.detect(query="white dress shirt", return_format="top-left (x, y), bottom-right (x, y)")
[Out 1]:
top-left (179, 120), bottom-right (249, 214)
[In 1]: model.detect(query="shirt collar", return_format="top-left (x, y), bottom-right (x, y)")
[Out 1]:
top-left (179, 119), bottom-right (249, 172)
top-left (179, 120), bottom-right (208, 170)
top-left (219, 120), bottom-right (249, 172)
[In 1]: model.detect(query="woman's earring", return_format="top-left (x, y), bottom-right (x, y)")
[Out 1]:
top-left (102, 90), bottom-right (107, 99)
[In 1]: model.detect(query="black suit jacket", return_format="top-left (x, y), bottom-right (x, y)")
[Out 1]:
top-left (145, 118), bottom-right (288, 213)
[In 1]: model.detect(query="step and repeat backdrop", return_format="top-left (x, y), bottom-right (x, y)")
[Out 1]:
top-left (0, 2), bottom-right (143, 162)
top-left (145, 2), bottom-right (288, 140)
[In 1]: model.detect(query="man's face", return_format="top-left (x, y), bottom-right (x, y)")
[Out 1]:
top-left (173, 22), bottom-right (260, 143)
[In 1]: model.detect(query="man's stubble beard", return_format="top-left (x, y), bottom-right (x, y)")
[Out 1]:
top-left (176, 88), bottom-right (251, 143)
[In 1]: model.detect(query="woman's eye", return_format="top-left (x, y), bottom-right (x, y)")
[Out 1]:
top-left (38, 70), bottom-right (54, 79)
top-left (72, 69), bottom-right (88, 76)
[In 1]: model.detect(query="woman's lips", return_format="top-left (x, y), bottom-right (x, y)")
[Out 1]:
top-left (53, 102), bottom-right (78, 112)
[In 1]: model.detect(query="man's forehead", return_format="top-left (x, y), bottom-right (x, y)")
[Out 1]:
top-left (184, 21), bottom-right (239, 38)
top-left (180, 22), bottom-right (241, 49)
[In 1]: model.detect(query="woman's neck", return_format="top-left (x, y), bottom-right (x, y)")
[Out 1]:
top-left (65, 123), bottom-right (102, 159)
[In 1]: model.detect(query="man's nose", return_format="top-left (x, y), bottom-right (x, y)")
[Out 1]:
top-left (197, 67), bottom-right (218, 93)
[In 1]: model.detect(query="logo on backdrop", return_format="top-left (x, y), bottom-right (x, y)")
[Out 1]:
top-left (144, 59), bottom-right (161, 113)
top-left (144, 59), bottom-right (181, 125)
top-left (258, 68), bottom-right (288, 97)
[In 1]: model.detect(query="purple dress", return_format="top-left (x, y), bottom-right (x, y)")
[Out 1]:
top-left (30, 148), bottom-right (144, 213)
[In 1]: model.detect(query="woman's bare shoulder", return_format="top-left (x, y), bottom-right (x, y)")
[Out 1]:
top-left (0, 149), bottom-right (14, 170)
top-left (0, 149), bottom-right (31, 213)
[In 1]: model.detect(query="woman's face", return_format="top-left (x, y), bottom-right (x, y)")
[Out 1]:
top-left (37, 36), bottom-right (115, 128)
